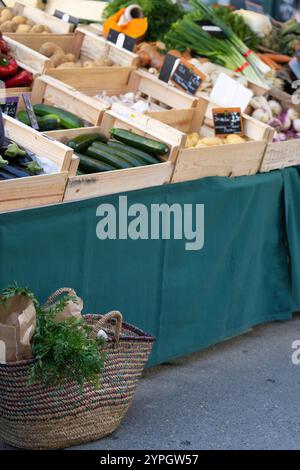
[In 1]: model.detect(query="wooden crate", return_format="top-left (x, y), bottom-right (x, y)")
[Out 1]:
top-left (0, 114), bottom-right (73, 213)
top-left (47, 110), bottom-right (185, 201)
top-left (4, 26), bottom-right (138, 76)
top-left (153, 95), bottom-right (274, 183)
top-left (247, 88), bottom-right (300, 173)
top-left (28, 75), bottom-right (108, 127)
top-left (3, 1), bottom-right (74, 36)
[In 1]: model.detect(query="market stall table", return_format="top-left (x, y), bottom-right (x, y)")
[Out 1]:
top-left (0, 167), bottom-right (298, 366)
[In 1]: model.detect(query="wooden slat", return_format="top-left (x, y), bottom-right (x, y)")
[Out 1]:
top-left (64, 162), bottom-right (173, 201)
top-left (0, 172), bottom-right (68, 213)
top-left (13, 1), bottom-right (74, 33)
top-left (260, 140), bottom-right (300, 172)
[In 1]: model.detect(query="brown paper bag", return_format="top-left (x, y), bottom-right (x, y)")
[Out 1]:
top-left (54, 296), bottom-right (83, 322)
top-left (0, 295), bottom-right (36, 364)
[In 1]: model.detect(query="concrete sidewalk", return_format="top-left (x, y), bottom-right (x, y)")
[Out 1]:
top-left (1, 315), bottom-right (300, 450)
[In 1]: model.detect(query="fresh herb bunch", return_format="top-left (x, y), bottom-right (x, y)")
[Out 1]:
top-left (103, 0), bottom-right (184, 41)
top-left (0, 282), bottom-right (39, 306)
top-left (213, 5), bottom-right (259, 51)
top-left (30, 294), bottom-right (106, 388)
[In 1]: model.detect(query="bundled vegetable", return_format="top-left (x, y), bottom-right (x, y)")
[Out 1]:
top-left (250, 95), bottom-right (300, 142)
top-left (164, 0), bottom-right (270, 87)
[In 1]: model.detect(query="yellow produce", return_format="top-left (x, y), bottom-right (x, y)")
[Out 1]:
top-left (11, 15), bottom-right (27, 25)
top-left (200, 137), bottom-right (224, 146)
top-left (225, 134), bottom-right (246, 144)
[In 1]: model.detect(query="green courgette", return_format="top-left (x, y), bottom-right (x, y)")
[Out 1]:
top-left (77, 153), bottom-right (115, 174)
top-left (67, 133), bottom-right (107, 153)
top-left (91, 141), bottom-right (144, 167)
top-left (107, 140), bottom-right (161, 165)
top-left (110, 128), bottom-right (169, 156)
top-left (33, 104), bottom-right (83, 129)
top-left (86, 147), bottom-right (132, 169)
top-left (17, 111), bottom-right (61, 131)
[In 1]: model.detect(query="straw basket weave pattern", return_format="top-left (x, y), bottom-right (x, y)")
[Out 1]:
top-left (0, 294), bottom-right (155, 450)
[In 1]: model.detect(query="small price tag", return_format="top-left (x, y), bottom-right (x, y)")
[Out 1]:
top-left (1, 96), bottom-right (19, 118)
top-left (54, 10), bottom-right (79, 26)
top-left (197, 20), bottom-right (226, 39)
top-left (159, 53), bottom-right (180, 83)
top-left (107, 29), bottom-right (136, 52)
top-left (22, 93), bottom-right (39, 131)
top-left (171, 59), bottom-right (205, 96)
top-left (212, 107), bottom-right (243, 137)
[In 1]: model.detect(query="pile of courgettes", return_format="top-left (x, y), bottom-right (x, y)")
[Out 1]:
top-left (0, 138), bottom-right (42, 181)
top-left (67, 129), bottom-right (169, 175)
top-left (17, 104), bottom-right (84, 132)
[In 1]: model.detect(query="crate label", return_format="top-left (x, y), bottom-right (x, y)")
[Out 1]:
top-left (1, 96), bottom-right (19, 118)
top-left (54, 10), bottom-right (79, 26)
top-left (22, 93), bottom-right (39, 131)
top-left (196, 20), bottom-right (227, 39)
top-left (159, 53), bottom-right (180, 83)
top-left (107, 29), bottom-right (136, 52)
top-left (111, 103), bottom-right (147, 127)
top-left (261, 141), bottom-right (300, 172)
top-left (212, 107), bottom-right (243, 136)
top-left (171, 59), bottom-right (205, 96)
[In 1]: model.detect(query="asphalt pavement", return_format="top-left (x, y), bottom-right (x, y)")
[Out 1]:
top-left (1, 315), bottom-right (300, 451)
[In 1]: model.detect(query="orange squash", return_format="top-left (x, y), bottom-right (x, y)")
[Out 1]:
top-left (103, 8), bottom-right (148, 39)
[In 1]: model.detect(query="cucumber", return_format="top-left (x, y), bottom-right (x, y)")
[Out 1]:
top-left (107, 140), bottom-right (161, 165)
top-left (33, 104), bottom-right (83, 129)
top-left (86, 147), bottom-right (132, 169)
top-left (77, 153), bottom-right (115, 174)
top-left (90, 141), bottom-right (144, 167)
top-left (110, 128), bottom-right (169, 156)
top-left (67, 133), bottom-right (107, 153)
top-left (17, 111), bottom-right (61, 131)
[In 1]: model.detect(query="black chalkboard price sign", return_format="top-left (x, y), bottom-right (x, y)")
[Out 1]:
top-left (1, 96), bottom-right (19, 118)
top-left (107, 29), bottom-right (136, 52)
top-left (212, 107), bottom-right (243, 136)
top-left (171, 62), bottom-right (203, 96)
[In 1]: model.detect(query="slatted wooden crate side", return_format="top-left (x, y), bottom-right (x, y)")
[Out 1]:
top-left (30, 75), bottom-right (108, 125)
top-left (0, 172), bottom-right (68, 213)
top-left (3, 114), bottom-right (73, 171)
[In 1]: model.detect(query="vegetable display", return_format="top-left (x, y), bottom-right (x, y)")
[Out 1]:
top-left (17, 104), bottom-right (84, 131)
top-left (250, 95), bottom-right (300, 142)
top-left (164, 0), bottom-right (270, 87)
top-left (0, 138), bottom-right (42, 180)
top-left (0, 7), bottom-right (52, 33)
top-left (95, 91), bottom-right (167, 114)
top-left (185, 133), bottom-right (246, 149)
top-left (39, 42), bottom-right (115, 69)
top-left (0, 33), bottom-right (33, 87)
top-left (65, 130), bottom-right (165, 175)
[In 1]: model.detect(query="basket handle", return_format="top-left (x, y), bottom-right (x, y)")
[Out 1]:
top-left (44, 288), bottom-right (77, 307)
top-left (90, 311), bottom-right (123, 342)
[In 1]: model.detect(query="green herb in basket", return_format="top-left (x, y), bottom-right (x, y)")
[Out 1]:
top-left (30, 294), bottom-right (106, 388)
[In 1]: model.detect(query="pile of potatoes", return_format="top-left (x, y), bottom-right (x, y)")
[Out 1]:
top-left (0, 7), bottom-right (52, 33)
top-left (185, 133), bottom-right (247, 148)
top-left (40, 42), bottom-right (116, 69)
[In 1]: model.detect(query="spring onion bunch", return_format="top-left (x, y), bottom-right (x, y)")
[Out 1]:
top-left (165, 0), bottom-right (270, 87)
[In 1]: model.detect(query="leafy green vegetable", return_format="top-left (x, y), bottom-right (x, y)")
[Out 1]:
top-left (30, 294), bottom-right (106, 388)
top-left (103, 0), bottom-right (184, 41)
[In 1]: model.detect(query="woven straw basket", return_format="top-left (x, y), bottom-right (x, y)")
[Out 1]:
top-left (0, 289), bottom-right (155, 450)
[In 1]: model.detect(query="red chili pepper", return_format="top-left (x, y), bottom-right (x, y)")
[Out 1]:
top-left (0, 57), bottom-right (18, 79)
top-left (5, 70), bottom-right (33, 88)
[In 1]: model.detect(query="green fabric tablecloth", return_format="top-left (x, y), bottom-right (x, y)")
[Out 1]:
top-left (0, 168), bottom-right (297, 366)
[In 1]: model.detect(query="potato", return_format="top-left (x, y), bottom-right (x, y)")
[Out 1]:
top-left (1, 9), bottom-right (13, 21)
top-left (12, 16), bottom-right (27, 25)
top-left (94, 58), bottom-right (106, 66)
top-left (40, 42), bottom-right (62, 57)
top-left (30, 24), bottom-right (45, 33)
top-left (26, 20), bottom-right (35, 26)
top-left (57, 62), bottom-right (82, 69)
top-left (225, 134), bottom-right (245, 144)
top-left (16, 24), bottom-right (32, 33)
top-left (200, 137), bottom-right (223, 147)
top-left (102, 58), bottom-right (114, 66)
top-left (49, 51), bottom-right (67, 67)
top-left (0, 20), bottom-right (16, 32)
top-left (83, 60), bottom-right (95, 68)
top-left (185, 132), bottom-right (200, 148)
top-left (43, 25), bottom-right (51, 33)
top-left (64, 53), bottom-right (76, 63)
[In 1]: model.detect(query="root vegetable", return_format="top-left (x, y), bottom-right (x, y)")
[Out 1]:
top-left (287, 108), bottom-right (299, 121)
top-left (65, 53), bottom-right (76, 63)
top-left (293, 119), bottom-right (300, 132)
top-left (49, 51), bottom-right (67, 67)
top-left (278, 111), bottom-right (291, 130)
top-left (30, 24), bottom-right (45, 33)
top-left (268, 117), bottom-right (282, 130)
top-left (16, 24), bottom-right (32, 33)
top-left (1, 9), bottom-right (13, 21)
top-left (57, 62), bottom-right (81, 69)
top-left (0, 20), bottom-right (16, 32)
top-left (225, 134), bottom-right (245, 144)
top-left (40, 42), bottom-right (62, 57)
top-left (268, 100), bottom-right (282, 116)
top-left (252, 108), bottom-right (269, 123)
top-left (201, 137), bottom-right (223, 146)
top-left (12, 16), bottom-right (27, 25)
